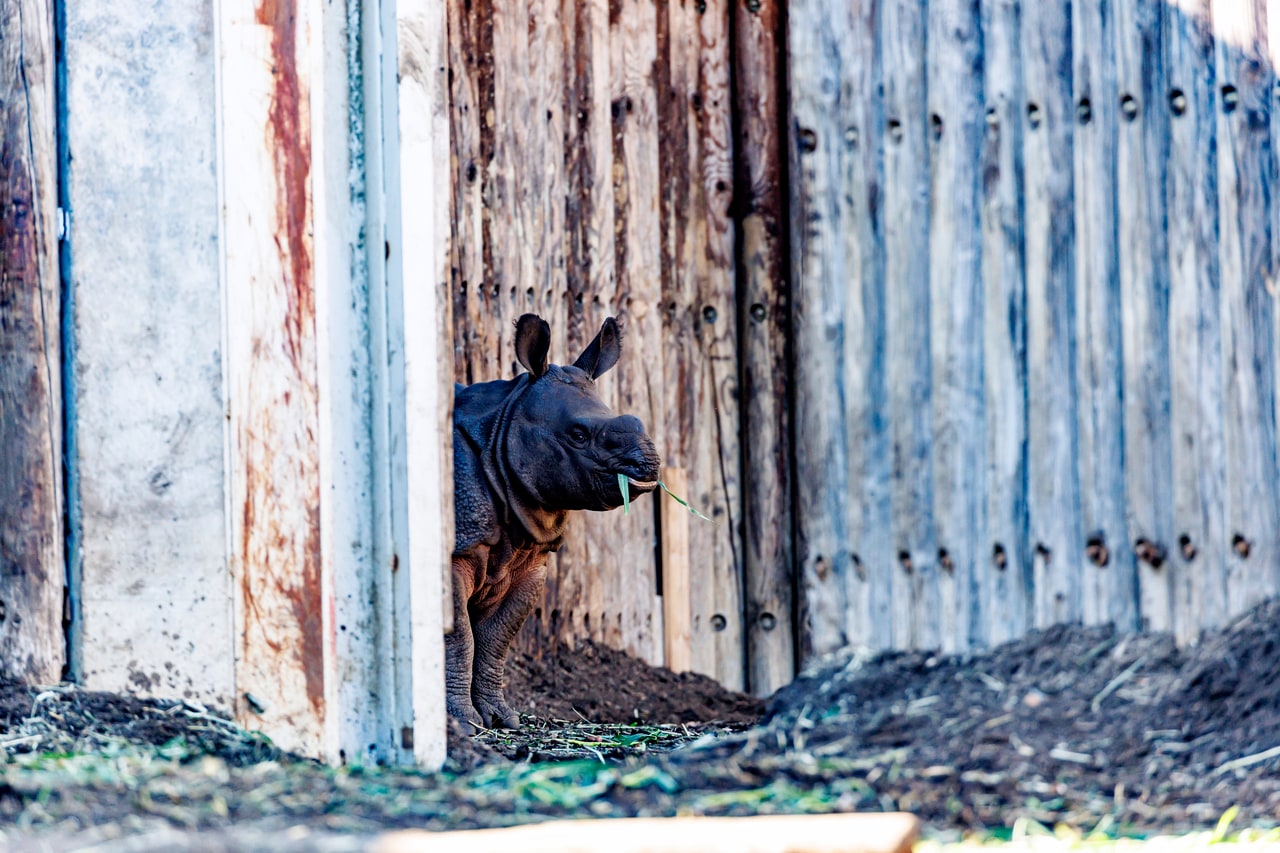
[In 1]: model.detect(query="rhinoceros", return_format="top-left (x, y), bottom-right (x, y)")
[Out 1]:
top-left (448, 313), bottom-right (661, 728)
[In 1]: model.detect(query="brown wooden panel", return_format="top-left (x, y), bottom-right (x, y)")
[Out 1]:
top-left (733, 0), bottom-right (793, 693)
top-left (0, 0), bottom-right (64, 684)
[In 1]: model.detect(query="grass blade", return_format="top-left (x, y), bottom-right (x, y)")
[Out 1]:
top-left (617, 473), bottom-right (631, 515)
top-left (658, 480), bottom-right (713, 522)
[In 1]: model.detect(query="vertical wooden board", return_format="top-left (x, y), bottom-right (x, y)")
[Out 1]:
top-left (1115, 0), bottom-right (1175, 633)
top-left (927, 0), bottom-right (984, 653)
top-left (221, 0), bottom-right (327, 755)
top-left (977, 0), bottom-right (1028, 648)
top-left (698, 0), bottom-right (742, 688)
top-left (1214, 0), bottom-right (1280, 617)
top-left (490, 0), bottom-right (531, 368)
top-left (65, 0), bottom-right (232, 705)
top-left (390, 0), bottom-right (454, 770)
top-left (831, 0), bottom-right (891, 655)
top-left (660, 466), bottom-right (693, 672)
top-left (786, 0), bottom-right (852, 659)
top-left (733, 0), bottom-right (795, 690)
top-left (881, 0), bottom-right (936, 650)
top-left (1165, 0), bottom-right (1226, 642)
top-left (447, 0), bottom-right (488, 385)
top-left (607, 0), bottom-right (663, 664)
top-left (1073, 0), bottom-right (1134, 632)
top-left (563, 0), bottom-right (620, 655)
top-left (0, 0), bottom-right (64, 684)
top-left (1021, 0), bottom-right (1081, 628)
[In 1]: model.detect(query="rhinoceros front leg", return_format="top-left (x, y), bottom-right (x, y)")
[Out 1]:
top-left (445, 558), bottom-right (484, 728)
top-left (470, 560), bottom-right (548, 729)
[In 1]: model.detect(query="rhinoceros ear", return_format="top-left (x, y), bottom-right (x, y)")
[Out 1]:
top-left (573, 316), bottom-right (622, 379)
top-left (514, 314), bottom-right (551, 378)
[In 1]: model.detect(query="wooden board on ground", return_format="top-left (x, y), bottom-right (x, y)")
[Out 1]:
top-left (377, 813), bottom-right (920, 853)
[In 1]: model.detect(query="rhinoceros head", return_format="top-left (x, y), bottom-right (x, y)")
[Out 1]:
top-left (502, 313), bottom-right (661, 513)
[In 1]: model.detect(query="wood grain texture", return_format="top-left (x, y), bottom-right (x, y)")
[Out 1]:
top-left (0, 0), bottom-right (64, 683)
top-left (660, 466), bottom-right (692, 673)
top-left (1021, 0), bottom-right (1082, 628)
top-left (977, 0), bottom-right (1028, 648)
top-left (1073, 0), bottom-right (1136, 632)
top-left (734, 0), bottom-right (793, 691)
top-left (1115, 0), bottom-right (1175, 632)
top-left (1214, 0), bottom-right (1280, 617)
top-left (927, 0), bottom-right (984, 653)
top-left (881, 0), bottom-right (936, 650)
top-left (837, 0), bottom-right (893, 654)
top-left (787, 0), bottom-right (853, 659)
top-left (221, 0), bottom-right (326, 754)
top-left (1165, 0), bottom-right (1226, 641)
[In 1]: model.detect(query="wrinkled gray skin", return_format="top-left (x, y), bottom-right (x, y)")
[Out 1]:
top-left (448, 313), bottom-right (661, 729)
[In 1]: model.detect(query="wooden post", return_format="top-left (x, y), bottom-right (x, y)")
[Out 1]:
top-left (733, 0), bottom-right (794, 695)
top-left (927, 0), bottom-right (985, 653)
top-left (977, 0), bottom-right (1029, 648)
top-left (1165, 0), bottom-right (1227, 641)
top-left (882, 0), bottom-right (937, 650)
top-left (1116, 0), bottom-right (1175, 633)
top-left (0, 0), bottom-right (64, 684)
top-left (1021, 0), bottom-right (1082, 627)
top-left (660, 467), bottom-right (692, 674)
top-left (1214, 0), bottom-right (1280, 618)
top-left (1073, 0), bottom-right (1135, 632)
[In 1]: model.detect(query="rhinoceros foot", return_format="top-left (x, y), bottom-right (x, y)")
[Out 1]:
top-left (473, 691), bottom-right (521, 729)
top-left (447, 694), bottom-right (485, 730)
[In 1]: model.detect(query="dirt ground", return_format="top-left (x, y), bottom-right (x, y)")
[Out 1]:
top-left (4, 600), bottom-right (1280, 848)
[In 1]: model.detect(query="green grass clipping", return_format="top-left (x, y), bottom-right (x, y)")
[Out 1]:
top-left (616, 472), bottom-right (712, 521)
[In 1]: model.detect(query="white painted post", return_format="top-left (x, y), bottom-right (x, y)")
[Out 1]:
top-left (375, 0), bottom-right (454, 770)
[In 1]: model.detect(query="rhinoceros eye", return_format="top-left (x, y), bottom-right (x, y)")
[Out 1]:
top-left (567, 425), bottom-right (590, 445)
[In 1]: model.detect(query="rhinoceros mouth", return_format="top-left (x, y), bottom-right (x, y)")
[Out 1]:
top-left (626, 477), bottom-right (658, 491)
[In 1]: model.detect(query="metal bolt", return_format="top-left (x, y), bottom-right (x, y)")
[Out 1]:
top-left (1222, 84), bottom-right (1239, 113)
top-left (711, 613), bottom-right (728, 632)
top-left (1034, 542), bottom-right (1051, 563)
top-left (931, 113), bottom-right (944, 142)
top-left (1086, 534), bottom-right (1110, 567)
top-left (845, 126), bottom-right (859, 148)
top-left (1232, 533), bottom-right (1251, 558)
top-left (1135, 538), bottom-right (1166, 569)
top-left (797, 127), bottom-right (818, 152)
top-left (1179, 533), bottom-right (1197, 561)
top-left (1077, 97), bottom-right (1093, 124)
top-left (898, 550), bottom-right (913, 573)
top-left (759, 612), bottom-right (777, 631)
top-left (938, 548), bottom-right (954, 573)
top-left (1170, 89), bottom-right (1187, 116)
top-left (1027, 103), bottom-right (1042, 129)
top-left (888, 119), bottom-right (904, 144)
top-left (702, 305), bottom-right (718, 324)
top-left (992, 543), bottom-right (1007, 570)
top-left (1121, 93), bottom-right (1139, 121)
top-left (749, 303), bottom-right (767, 322)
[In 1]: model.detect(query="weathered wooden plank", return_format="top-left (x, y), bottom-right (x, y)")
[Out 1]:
top-left (0, 0), bottom-right (63, 684)
top-left (837, 0), bottom-right (893, 654)
top-left (670, 0), bottom-right (744, 688)
top-left (1073, 0), bottom-right (1135, 632)
top-left (660, 466), bottom-right (693, 673)
top-left (607, 0), bottom-right (663, 664)
top-left (67, 0), bottom-right (232, 703)
top-left (1115, 0), bottom-right (1175, 633)
top-left (221, 0), bottom-right (327, 755)
top-left (1165, 0), bottom-right (1226, 642)
top-left (927, 0), bottom-right (984, 653)
top-left (1214, 0), bottom-right (1280, 616)
top-left (787, 0), bottom-right (852, 659)
top-left (1021, 0), bottom-right (1081, 628)
top-left (977, 0), bottom-right (1028, 648)
top-left (446, 0), bottom-right (488, 384)
top-left (733, 0), bottom-right (794, 691)
top-left (882, 0), bottom-right (936, 650)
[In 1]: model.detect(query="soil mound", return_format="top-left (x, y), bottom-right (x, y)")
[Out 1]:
top-left (504, 640), bottom-right (764, 724)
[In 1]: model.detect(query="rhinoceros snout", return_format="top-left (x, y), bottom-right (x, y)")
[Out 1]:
top-left (604, 415), bottom-right (661, 480)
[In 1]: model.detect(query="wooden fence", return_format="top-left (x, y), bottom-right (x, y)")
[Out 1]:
top-left (790, 0), bottom-right (1280, 657)
top-left (452, 0), bottom-right (1280, 695)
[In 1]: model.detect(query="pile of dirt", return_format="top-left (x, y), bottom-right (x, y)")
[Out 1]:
top-left (676, 597), bottom-right (1280, 834)
top-left (0, 682), bottom-right (283, 766)
top-left (504, 640), bottom-right (764, 724)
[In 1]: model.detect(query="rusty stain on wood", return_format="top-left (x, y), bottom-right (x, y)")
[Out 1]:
top-left (0, 0), bottom-right (64, 683)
